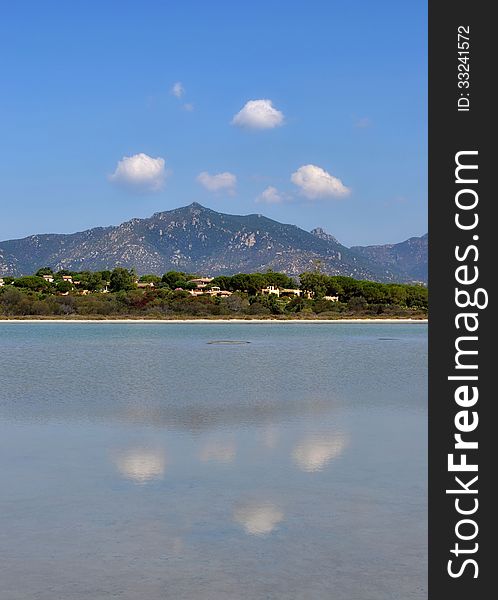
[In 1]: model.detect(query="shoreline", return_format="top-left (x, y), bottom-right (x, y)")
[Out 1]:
top-left (0, 318), bottom-right (428, 324)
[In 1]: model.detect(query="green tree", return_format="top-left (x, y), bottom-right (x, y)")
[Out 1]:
top-left (161, 271), bottom-right (189, 289)
top-left (0, 287), bottom-right (30, 315)
top-left (86, 272), bottom-right (106, 291)
top-left (260, 293), bottom-right (285, 314)
top-left (387, 284), bottom-right (408, 306)
top-left (246, 273), bottom-right (266, 295)
top-left (109, 268), bottom-right (136, 292)
top-left (230, 273), bottom-right (251, 292)
top-left (55, 269), bottom-right (75, 278)
top-left (285, 296), bottom-right (307, 313)
top-left (347, 296), bottom-right (367, 312)
top-left (12, 276), bottom-right (50, 291)
top-left (263, 270), bottom-right (296, 289)
top-left (359, 281), bottom-right (388, 304)
top-left (299, 272), bottom-right (327, 298)
top-left (210, 275), bottom-right (233, 291)
top-left (333, 277), bottom-right (361, 301)
top-left (323, 276), bottom-right (345, 298)
top-left (405, 284), bottom-right (428, 309)
top-left (55, 280), bottom-right (73, 293)
top-left (139, 274), bottom-right (162, 284)
top-left (35, 267), bottom-right (54, 277)
top-left (98, 270), bottom-right (112, 282)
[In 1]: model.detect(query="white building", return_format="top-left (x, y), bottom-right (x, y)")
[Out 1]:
top-left (261, 286), bottom-right (301, 298)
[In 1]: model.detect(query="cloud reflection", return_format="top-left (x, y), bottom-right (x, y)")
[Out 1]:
top-left (233, 502), bottom-right (284, 536)
top-left (292, 433), bottom-right (347, 472)
top-left (114, 448), bottom-right (166, 484)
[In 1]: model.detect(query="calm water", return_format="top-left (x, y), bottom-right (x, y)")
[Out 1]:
top-left (0, 323), bottom-right (427, 600)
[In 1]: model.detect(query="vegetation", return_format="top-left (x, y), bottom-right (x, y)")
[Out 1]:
top-left (0, 267), bottom-right (427, 319)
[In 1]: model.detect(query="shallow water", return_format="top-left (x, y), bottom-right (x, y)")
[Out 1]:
top-left (0, 323), bottom-right (427, 599)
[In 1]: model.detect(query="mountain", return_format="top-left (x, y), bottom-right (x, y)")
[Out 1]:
top-left (0, 203), bottom-right (427, 282)
top-left (351, 233), bottom-right (428, 283)
top-left (310, 227), bottom-right (340, 245)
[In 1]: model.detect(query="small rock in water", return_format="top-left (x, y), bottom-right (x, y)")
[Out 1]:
top-left (207, 340), bottom-right (251, 345)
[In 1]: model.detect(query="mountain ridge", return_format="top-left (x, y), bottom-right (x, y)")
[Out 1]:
top-left (351, 233), bottom-right (428, 283)
top-left (0, 203), bottom-right (427, 283)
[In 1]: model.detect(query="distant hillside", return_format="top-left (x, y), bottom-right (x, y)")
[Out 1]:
top-left (351, 233), bottom-right (428, 283)
top-left (0, 203), bottom-right (427, 282)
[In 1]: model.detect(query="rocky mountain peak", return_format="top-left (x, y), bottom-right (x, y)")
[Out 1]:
top-left (311, 227), bottom-right (339, 244)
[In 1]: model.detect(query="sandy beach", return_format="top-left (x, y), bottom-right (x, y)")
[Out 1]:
top-left (0, 318), bottom-right (428, 324)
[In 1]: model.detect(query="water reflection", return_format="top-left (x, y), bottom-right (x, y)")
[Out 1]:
top-left (292, 432), bottom-right (347, 472)
top-left (259, 425), bottom-right (279, 449)
top-left (113, 448), bottom-right (167, 483)
top-left (199, 438), bottom-right (236, 464)
top-left (0, 324), bottom-right (428, 599)
top-left (115, 395), bottom-right (333, 433)
top-left (233, 501), bottom-right (284, 536)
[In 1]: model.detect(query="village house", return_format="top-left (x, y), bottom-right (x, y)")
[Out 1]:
top-left (189, 277), bottom-right (214, 289)
top-left (324, 295), bottom-right (339, 302)
top-left (280, 288), bottom-right (302, 298)
top-left (136, 281), bottom-right (155, 289)
top-left (261, 285), bottom-right (280, 296)
top-left (206, 286), bottom-right (232, 298)
top-left (261, 285), bottom-right (301, 298)
top-left (0, 278), bottom-right (4, 287)
top-left (187, 276), bottom-right (232, 298)
top-left (189, 285), bottom-right (232, 298)
top-left (61, 275), bottom-right (73, 283)
top-left (42, 274), bottom-right (54, 283)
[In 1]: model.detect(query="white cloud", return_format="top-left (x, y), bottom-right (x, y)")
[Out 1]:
top-left (197, 171), bottom-right (237, 194)
top-left (171, 81), bottom-right (185, 98)
top-left (182, 102), bottom-right (194, 112)
top-left (256, 186), bottom-right (285, 204)
top-left (291, 164), bottom-right (350, 199)
top-left (109, 153), bottom-right (167, 192)
top-left (232, 99), bottom-right (284, 129)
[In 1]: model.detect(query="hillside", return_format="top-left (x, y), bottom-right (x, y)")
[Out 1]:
top-left (0, 203), bottom-right (427, 282)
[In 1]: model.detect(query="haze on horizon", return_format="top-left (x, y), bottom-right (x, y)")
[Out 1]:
top-left (0, 1), bottom-right (427, 247)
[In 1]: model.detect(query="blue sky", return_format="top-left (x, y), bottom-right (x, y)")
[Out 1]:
top-left (0, 0), bottom-right (427, 247)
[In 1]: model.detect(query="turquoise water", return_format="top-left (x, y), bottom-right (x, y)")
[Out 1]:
top-left (0, 323), bottom-right (427, 599)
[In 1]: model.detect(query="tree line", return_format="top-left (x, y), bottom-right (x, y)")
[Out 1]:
top-left (0, 267), bottom-right (427, 318)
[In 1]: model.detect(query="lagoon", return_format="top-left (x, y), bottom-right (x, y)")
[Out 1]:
top-left (0, 323), bottom-right (427, 599)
